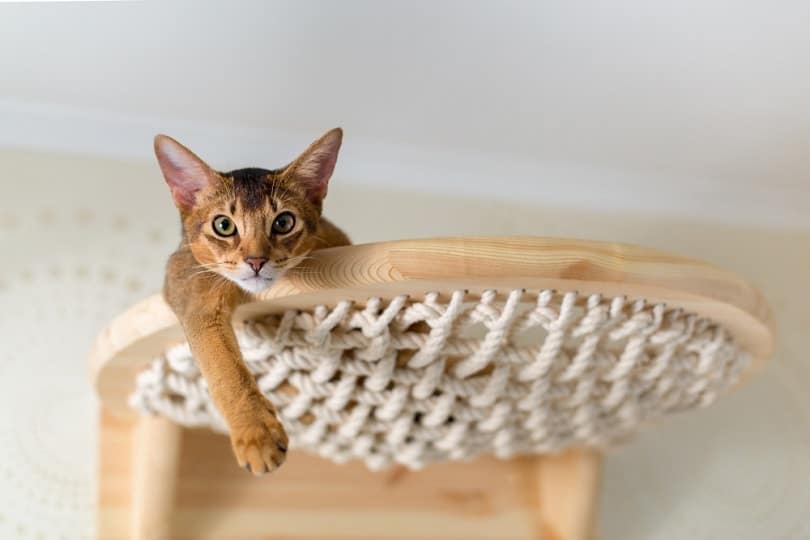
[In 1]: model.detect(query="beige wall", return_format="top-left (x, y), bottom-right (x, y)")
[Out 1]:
top-left (1, 149), bottom-right (809, 539)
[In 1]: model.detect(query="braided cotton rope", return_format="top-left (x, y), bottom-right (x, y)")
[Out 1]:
top-left (130, 289), bottom-right (749, 470)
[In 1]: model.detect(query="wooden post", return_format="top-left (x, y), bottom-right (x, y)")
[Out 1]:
top-left (525, 449), bottom-right (602, 540)
top-left (131, 414), bottom-right (183, 540)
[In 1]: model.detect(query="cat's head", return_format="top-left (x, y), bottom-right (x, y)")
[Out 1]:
top-left (154, 128), bottom-right (342, 293)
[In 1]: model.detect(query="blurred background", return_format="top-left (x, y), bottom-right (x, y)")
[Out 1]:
top-left (0, 1), bottom-right (808, 539)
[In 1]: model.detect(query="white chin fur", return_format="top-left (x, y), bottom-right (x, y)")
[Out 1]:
top-left (219, 267), bottom-right (284, 294)
top-left (232, 275), bottom-right (275, 294)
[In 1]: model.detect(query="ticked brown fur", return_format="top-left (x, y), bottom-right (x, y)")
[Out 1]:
top-left (155, 129), bottom-right (350, 475)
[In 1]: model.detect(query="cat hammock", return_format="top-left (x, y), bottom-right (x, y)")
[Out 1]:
top-left (90, 237), bottom-right (774, 540)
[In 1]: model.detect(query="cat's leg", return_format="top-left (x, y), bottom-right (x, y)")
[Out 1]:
top-left (131, 414), bottom-right (183, 540)
top-left (182, 311), bottom-right (288, 475)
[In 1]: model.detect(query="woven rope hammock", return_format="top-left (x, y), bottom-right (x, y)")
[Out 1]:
top-left (130, 288), bottom-right (748, 470)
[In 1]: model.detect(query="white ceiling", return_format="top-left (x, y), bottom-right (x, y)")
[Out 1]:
top-left (1, 1), bottom-right (809, 228)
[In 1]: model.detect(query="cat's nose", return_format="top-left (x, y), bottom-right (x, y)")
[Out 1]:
top-left (244, 257), bottom-right (268, 274)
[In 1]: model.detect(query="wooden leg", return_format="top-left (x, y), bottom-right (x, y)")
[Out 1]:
top-left (524, 449), bottom-right (602, 540)
top-left (131, 414), bottom-right (183, 540)
top-left (100, 406), bottom-right (600, 539)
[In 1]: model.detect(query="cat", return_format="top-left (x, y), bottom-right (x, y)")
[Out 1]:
top-left (154, 128), bottom-right (351, 475)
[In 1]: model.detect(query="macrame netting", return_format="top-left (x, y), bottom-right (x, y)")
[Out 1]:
top-left (130, 289), bottom-right (749, 470)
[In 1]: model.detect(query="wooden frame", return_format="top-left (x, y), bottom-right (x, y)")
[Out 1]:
top-left (90, 237), bottom-right (774, 539)
top-left (99, 410), bottom-right (601, 540)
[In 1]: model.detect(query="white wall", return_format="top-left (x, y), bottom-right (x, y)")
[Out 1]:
top-left (1, 1), bottom-right (808, 228)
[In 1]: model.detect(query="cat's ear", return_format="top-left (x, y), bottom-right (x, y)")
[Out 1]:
top-left (154, 134), bottom-right (216, 211)
top-left (285, 128), bottom-right (343, 205)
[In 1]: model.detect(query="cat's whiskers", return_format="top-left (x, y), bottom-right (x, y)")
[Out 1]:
top-left (189, 267), bottom-right (222, 277)
top-left (281, 254), bottom-right (312, 265)
top-left (277, 256), bottom-right (319, 273)
top-left (187, 268), bottom-right (224, 280)
top-left (308, 233), bottom-right (338, 249)
top-left (287, 267), bottom-right (327, 279)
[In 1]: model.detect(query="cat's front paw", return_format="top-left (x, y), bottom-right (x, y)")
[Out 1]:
top-left (229, 402), bottom-right (289, 476)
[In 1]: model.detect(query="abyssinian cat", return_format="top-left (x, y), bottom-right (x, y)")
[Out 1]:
top-left (154, 128), bottom-right (350, 475)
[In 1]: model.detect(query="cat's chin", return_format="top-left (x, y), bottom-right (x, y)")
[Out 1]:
top-left (233, 275), bottom-right (276, 294)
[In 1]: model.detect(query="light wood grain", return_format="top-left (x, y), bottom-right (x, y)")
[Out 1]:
top-left (98, 409), bottom-right (599, 540)
top-left (131, 415), bottom-right (183, 540)
top-left (530, 451), bottom-right (601, 540)
top-left (90, 236), bottom-right (775, 416)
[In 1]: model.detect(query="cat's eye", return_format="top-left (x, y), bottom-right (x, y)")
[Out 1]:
top-left (212, 215), bottom-right (237, 237)
top-left (272, 212), bottom-right (296, 235)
